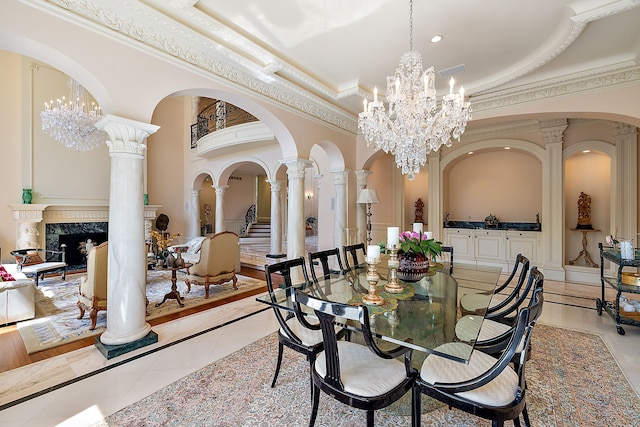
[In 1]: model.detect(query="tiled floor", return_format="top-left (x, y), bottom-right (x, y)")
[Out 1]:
top-left (1, 243), bottom-right (639, 426)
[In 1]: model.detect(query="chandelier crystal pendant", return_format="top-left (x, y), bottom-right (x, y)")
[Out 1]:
top-left (41, 78), bottom-right (107, 152)
top-left (357, 0), bottom-right (472, 180)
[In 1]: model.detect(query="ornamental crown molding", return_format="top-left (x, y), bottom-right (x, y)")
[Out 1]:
top-left (471, 64), bottom-right (640, 113)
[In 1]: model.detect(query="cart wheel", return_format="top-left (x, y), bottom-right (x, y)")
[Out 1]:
top-left (596, 299), bottom-right (602, 315)
top-left (617, 326), bottom-right (625, 335)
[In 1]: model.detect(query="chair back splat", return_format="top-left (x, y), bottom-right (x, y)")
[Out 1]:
top-left (342, 243), bottom-right (367, 271)
top-left (308, 248), bottom-right (345, 282)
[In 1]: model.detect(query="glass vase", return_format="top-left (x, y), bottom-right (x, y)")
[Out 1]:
top-left (397, 251), bottom-right (430, 282)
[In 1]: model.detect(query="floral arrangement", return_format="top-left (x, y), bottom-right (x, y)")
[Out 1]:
top-left (605, 234), bottom-right (619, 247)
top-left (0, 265), bottom-right (15, 282)
top-left (151, 230), bottom-right (181, 253)
top-left (398, 231), bottom-right (443, 259)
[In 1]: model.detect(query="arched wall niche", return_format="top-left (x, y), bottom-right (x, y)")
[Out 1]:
top-left (441, 139), bottom-right (544, 224)
top-left (563, 141), bottom-right (614, 267)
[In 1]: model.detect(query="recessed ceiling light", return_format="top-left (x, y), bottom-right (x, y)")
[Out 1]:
top-left (431, 35), bottom-right (443, 43)
top-left (467, 151), bottom-right (473, 155)
top-left (582, 149), bottom-right (591, 153)
top-left (505, 147), bottom-right (511, 150)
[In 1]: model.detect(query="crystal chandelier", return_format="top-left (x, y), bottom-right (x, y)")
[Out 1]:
top-left (41, 79), bottom-right (107, 151)
top-left (358, 0), bottom-right (472, 180)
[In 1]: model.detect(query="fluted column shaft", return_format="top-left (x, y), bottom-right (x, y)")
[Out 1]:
top-left (96, 115), bottom-right (159, 346)
top-left (190, 189), bottom-right (201, 237)
top-left (267, 179), bottom-right (285, 257)
top-left (284, 160), bottom-right (310, 276)
top-left (355, 170), bottom-right (371, 245)
top-left (331, 169), bottom-right (349, 249)
top-left (214, 185), bottom-right (228, 233)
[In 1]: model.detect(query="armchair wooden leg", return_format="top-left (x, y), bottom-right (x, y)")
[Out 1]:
top-left (77, 302), bottom-right (86, 320)
top-left (89, 308), bottom-right (99, 330)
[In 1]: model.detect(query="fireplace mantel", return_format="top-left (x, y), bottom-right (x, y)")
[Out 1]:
top-left (9, 204), bottom-right (162, 249)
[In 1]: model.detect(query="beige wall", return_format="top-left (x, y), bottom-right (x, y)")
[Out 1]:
top-left (404, 172), bottom-right (429, 228)
top-left (445, 150), bottom-right (542, 223)
top-left (148, 96), bottom-right (187, 235)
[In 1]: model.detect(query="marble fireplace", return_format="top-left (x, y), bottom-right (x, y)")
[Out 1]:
top-left (9, 204), bottom-right (160, 267)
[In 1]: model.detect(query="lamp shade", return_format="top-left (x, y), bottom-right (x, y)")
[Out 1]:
top-left (357, 188), bottom-right (380, 204)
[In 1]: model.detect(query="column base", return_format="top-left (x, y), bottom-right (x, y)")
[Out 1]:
top-left (266, 253), bottom-right (287, 259)
top-left (95, 330), bottom-right (158, 360)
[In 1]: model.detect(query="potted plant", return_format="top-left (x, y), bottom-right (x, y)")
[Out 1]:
top-left (396, 231), bottom-right (443, 282)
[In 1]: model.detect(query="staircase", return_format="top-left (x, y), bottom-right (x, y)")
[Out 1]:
top-left (241, 221), bottom-right (270, 243)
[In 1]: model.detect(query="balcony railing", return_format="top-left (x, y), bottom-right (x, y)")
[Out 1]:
top-left (191, 100), bottom-right (258, 148)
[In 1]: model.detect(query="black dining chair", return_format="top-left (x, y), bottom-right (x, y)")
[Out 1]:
top-left (473, 268), bottom-right (544, 373)
top-left (459, 254), bottom-right (529, 315)
top-left (293, 290), bottom-right (417, 427)
top-left (342, 243), bottom-right (367, 271)
top-left (412, 302), bottom-right (539, 427)
top-left (455, 263), bottom-right (537, 346)
top-left (308, 248), bottom-right (345, 282)
top-left (264, 257), bottom-right (348, 390)
top-left (440, 245), bottom-right (454, 274)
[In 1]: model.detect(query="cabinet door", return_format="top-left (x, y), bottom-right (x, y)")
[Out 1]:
top-left (474, 230), bottom-right (505, 261)
top-left (444, 229), bottom-right (474, 260)
top-left (506, 231), bottom-right (538, 265)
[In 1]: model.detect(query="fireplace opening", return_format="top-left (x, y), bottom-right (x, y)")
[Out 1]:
top-left (59, 232), bottom-right (108, 267)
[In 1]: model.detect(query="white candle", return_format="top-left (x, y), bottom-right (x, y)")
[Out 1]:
top-left (373, 87), bottom-right (378, 103)
top-left (367, 245), bottom-right (380, 263)
top-left (449, 77), bottom-right (454, 95)
top-left (387, 227), bottom-right (400, 248)
top-left (459, 86), bottom-right (465, 99)
top-left (413, 223), bottom-right (423, 233)
top-left (363, 98), bottom-right (367, 113)
top-left (425, 231), bottom-right (433, 240)
top-left (621, 240), bottom-right (634, 260)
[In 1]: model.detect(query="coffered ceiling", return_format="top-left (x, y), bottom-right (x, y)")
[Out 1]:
top-left (30, 0), bottom-right (640, 130)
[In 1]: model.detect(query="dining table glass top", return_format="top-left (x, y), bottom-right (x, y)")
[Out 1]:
top-left (256, 262), bottom-right (502, 363)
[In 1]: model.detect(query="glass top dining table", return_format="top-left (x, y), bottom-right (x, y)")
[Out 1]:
top-left (256, 261), bottom-right (502, 363)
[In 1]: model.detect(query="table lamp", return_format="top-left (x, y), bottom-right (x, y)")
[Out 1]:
top-left (357, 188), bottom-right (380, 245)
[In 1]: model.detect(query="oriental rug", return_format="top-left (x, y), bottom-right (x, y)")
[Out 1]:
top-left (97, 324), bottom-right (640, 426)
top-left (16, 270), bottom-right (266, 354)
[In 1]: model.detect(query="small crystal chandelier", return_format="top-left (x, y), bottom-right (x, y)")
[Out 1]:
top-left (40, 78), bottom-right (107, 151)
top-left (358, 0), bottom-right (472, 180)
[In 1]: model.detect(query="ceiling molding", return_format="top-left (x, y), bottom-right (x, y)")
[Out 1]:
top-left (471, 63), bottom-right (640, 113)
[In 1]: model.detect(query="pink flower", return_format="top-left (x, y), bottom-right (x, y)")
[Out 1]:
top-left (605, 235), bottom-right (619, 246)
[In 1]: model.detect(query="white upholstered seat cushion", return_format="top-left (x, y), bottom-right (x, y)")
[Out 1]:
top-left (455, 315), bottom-right (512, 343)
top-left (460, 292), bottom-right (504, 313)
top-left (315, 341), bottom-right (407, 397)
top-left (421, 342), bottom-right (519, 407)
top-left (19, 261), bottom-right (66, 275)
top-left (280, 317), bottom-right (324, 346)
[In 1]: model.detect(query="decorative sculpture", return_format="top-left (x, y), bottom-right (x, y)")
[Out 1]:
top-left (576, 192), bottom-right (593, 229)
top-left (414, 198), bottom-right (424, 223)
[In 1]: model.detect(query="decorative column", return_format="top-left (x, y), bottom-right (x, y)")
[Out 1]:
top-left (283, 159), bottom-right (310, 267)
top-left (95, 115), bottom-right (159, 349)
top-left (214, 185), bottom-right (227, 233)
top-left (266, 179), bottom-right (286, 258)
top-left (540, 119), bottom-right (567, 281)
top-left (427, 152), bottom-right (441, 240)
top-left (355, 170), bottom-right (371, 245)
top-left (191, 189), bottom-right (201, 237)
top-left (331, 169), bottom-right (349, 249)
top-left (612, 122), bottom-right (638, 244)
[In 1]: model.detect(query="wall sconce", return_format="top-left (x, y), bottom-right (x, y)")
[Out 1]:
top-left (305, 192), bottom-right (313, 200)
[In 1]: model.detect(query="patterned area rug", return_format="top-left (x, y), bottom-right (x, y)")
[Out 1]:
top-left (96, 324), bottom-right (640, 426)
top-left (17, 270), bottom-right (266, 354)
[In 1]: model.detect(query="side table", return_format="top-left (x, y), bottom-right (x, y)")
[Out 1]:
top-left (155, 263), bottom-right (192, 308)
top-left (569, 228), bottom-right (600, 268)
